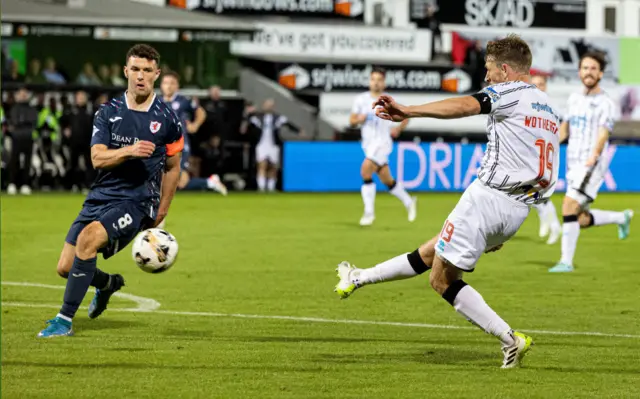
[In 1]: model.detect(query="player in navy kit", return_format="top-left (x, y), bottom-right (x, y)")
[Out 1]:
top-left (160, 71), bottom-right (227, 196)
top-left (38, 44), bottom-right (184, 338)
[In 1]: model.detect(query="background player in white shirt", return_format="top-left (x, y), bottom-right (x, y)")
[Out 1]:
top-left (530, 75), bottom-right (561, 244)
top-left (350, 67), bottom-right (417, 226)
top-left (550, 53), bottom-right (634, 273)
top-left (335, 35), bottom-right (555, 368)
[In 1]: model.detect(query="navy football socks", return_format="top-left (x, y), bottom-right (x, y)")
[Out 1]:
top-left (60, 256), bottom-right (97, 319)
top-left (183, 177), bottom-right (209, 191)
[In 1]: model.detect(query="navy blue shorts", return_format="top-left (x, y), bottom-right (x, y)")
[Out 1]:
top-left (65, 201), bottom-right (151, 259)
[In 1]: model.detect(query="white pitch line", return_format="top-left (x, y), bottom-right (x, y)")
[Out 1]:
top-left (1, 281), bottom-right (160, 311)
top-left (2, 301), bottom-right (639, 340)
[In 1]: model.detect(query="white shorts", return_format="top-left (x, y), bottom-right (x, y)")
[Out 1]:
top-left (256, 144), bottom-right (280, 165)
top-left (435, 180), bottom-right (530, 271)
top-left (565, 164), bottom-right (606, 207)
top-left (363, 140), bottom-right (392, 166)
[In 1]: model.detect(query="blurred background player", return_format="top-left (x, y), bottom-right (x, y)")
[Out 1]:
top-left (550, 52), bottom-right (634, 273)
top-left (350, 67), bottom-right (417, 226)
top-left (38, 44), bottom-right (184, 338)
top-left (247, 98), bottom-right (304, 192)
top-left (336, 36), bottom-right (550, 368)
top-left (530, 75), bottom-right (561, 244)
top-left (160, 71), bottom-right (227, 196)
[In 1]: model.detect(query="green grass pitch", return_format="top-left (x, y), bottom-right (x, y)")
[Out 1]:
top-left (2, 193), bottom-right (640, 398)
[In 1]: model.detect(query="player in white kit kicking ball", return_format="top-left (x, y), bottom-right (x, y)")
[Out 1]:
top-left (335, 35), bottom-right (555, 368)
top-left (549, 52), bottom-right (634, 273)
top-left (350, 67), bottom-right (417, 226)
top-left (530, 75), bottom-right (561, 244)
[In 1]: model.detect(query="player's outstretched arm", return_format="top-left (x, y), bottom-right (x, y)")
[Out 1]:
top-left (91, 141), bottom-right (155, 170)
top-left (155, 153), bottom-right (181, 227)
top-left (373, 95), bottom-right (481, 121)
top-left (404, 96), bottom-right (481, 120)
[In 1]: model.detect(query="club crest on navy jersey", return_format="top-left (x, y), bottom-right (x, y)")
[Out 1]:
top-left (150, 121), bottom-right (162, 134)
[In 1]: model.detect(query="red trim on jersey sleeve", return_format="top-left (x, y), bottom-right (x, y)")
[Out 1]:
top-left (166, 135), bottom-right (184, 157)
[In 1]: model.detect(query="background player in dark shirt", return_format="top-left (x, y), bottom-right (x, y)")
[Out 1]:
top-left (160, 70), bottom-right (205, 171)
top-left (160, 71), bottom-right (227, 199)
top-left (39, 44), bottom-right (184, 338)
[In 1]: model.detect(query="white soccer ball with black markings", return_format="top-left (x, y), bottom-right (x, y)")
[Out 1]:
top-left (132, 228), bottom-right (178, 273)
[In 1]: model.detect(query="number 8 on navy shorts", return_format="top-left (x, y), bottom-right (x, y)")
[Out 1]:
top-left (65, 201), bottom-right (150, 259)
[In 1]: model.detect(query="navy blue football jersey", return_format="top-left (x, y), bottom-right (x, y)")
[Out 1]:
top-left (88, 94), bottom-right (184, 218)
top-left (166, 94), bottom-right (196, 125)
top-left (164, 94), bottom-right (197, 168)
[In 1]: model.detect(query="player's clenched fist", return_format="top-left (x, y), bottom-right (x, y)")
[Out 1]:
top-left (129, 140), bottom-right (156, 158)
top-left (372, 95), bottom-right (409, 122)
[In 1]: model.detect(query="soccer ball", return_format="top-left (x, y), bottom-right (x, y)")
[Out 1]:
top-left (132, 228), bottom-right (179, 273)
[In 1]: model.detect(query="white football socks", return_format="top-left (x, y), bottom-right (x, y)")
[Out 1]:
top-left (452, 285), bottom-right (515, 346)
top-left (590, 209), bottom-right (626, 226)
top-left (544, 201), bottom-right (561, 229)
top-left (356, 253), bottom-right (418, 285)
top-left (535, 201), bottom-right (560, 228)
top-left (361, 182), bottom-right (376, 215)
top-left (267, 178), bottom-right (276, 192)
top-left (390, 181), bottom-right (413, 208)
top-left (257, 175), bottom-right (267, 191)
top-left (560, 220), bottom-right (580, 265)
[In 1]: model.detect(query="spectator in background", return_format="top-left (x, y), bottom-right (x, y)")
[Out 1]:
top-left (110, 63), bottom-right (125, 86)
top-left (42, 57), bottom-right (66, 84)
top-left (35, 95), bottom-right (63, 188)
top-left (62, 90), bottom-right (95, 190)
top-left (160, 63), bottom-right (172, 76)
top-left (239, 101), bottom-right (257, 135)
top-left (1, 45), bottom-right (9, 77)
top-left (3, 60), bottom-right (25, 83)
top-left (181, 65), bottom-right (199, 88)
top-left (201, 85), bottom-right (227, 138)
top-left (26, 59), bottom-right (46, 84)
top-left (97, 64), bottom-right (111, 86)
top-left (76, 62), bottom-right (101, 86)
top-left (6, 87), bottom-right (39, 195)
top-left (95, 93), bottom-right (109, 108)
top-left (199, 134), bottom-right (226, 181)
top-left (425, 3), bottom-right (441, 59)
top-left (466, 40), bottom-right (486, 91)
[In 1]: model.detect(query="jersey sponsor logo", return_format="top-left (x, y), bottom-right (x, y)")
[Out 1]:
top-left (109, 116), bottom-right (123, 122)
top-left (111, 134), bottom-right (141, 148)
top-left (531, 102), bottom-right (556, 116)
top-left (150, 121), bottom-right (162, 134)
top-left (524, 116), bottom-right (558, 134)
top-left (480, 87), bottom-right (500, 103)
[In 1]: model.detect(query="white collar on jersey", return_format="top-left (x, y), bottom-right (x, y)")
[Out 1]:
top-left (124, 91), bottom-right (156, 112)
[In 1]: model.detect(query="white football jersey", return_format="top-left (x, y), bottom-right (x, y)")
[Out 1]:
top-left (565, 91), bottom-right (616, 169)
top-left (476, 81), bottom-right (561, 204)
top-left (351, 91), bottom-right (394, 147)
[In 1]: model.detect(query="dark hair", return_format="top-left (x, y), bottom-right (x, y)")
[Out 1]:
top-left (486, 34), bottom-right (532, 73)
top-left (371, 66), bottom-right (386, 78)
top-left (162, 70), bottom-right (180, 82)
top-left (125, 44), bottom-right (160, 65)
top-left (580, 51), bottom-right (607, 72)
